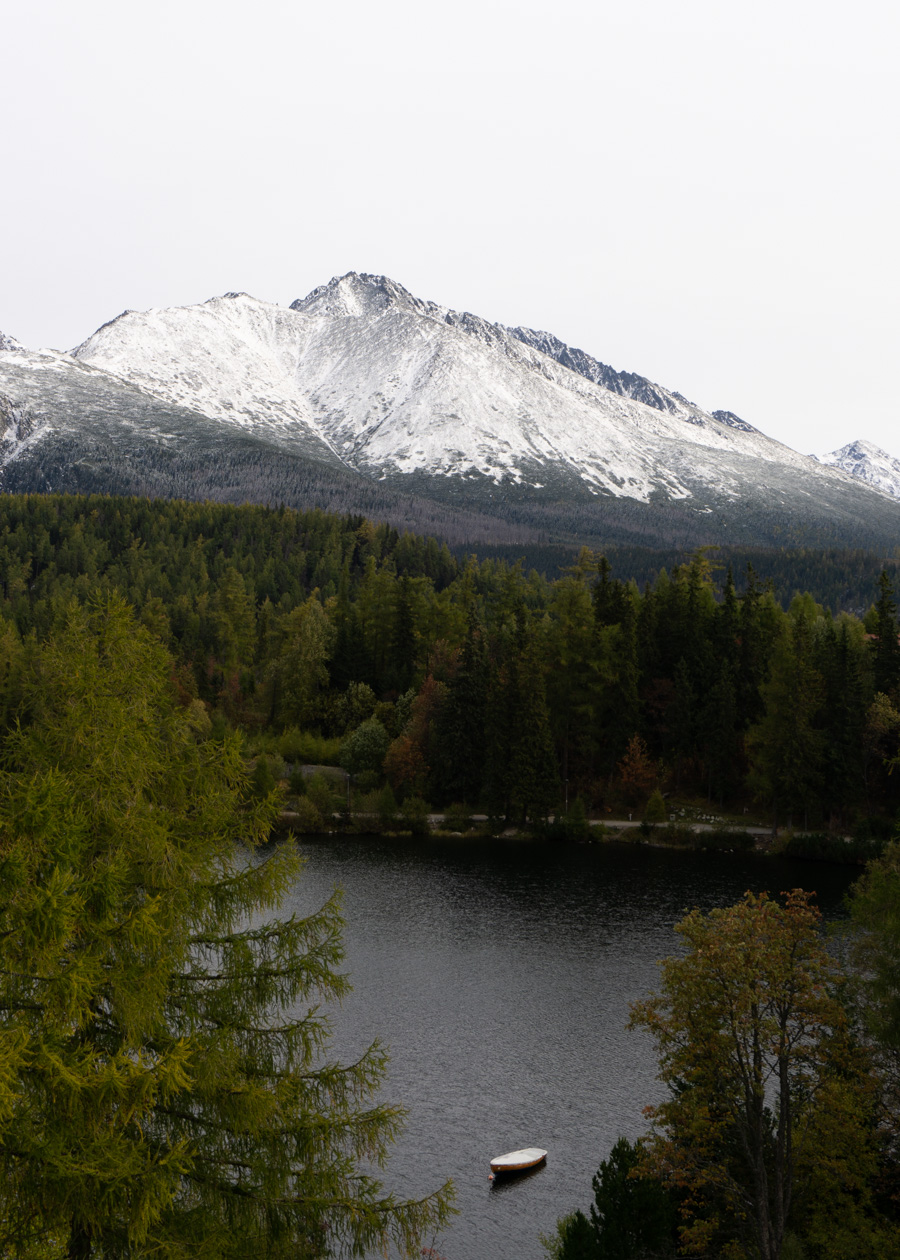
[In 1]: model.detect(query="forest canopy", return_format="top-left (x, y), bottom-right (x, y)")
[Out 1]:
top-left (0, 493), bottom-right (898, 831)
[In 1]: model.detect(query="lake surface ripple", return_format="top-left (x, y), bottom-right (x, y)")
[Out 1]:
top-left (281, 836), bottom-right (858, 1260)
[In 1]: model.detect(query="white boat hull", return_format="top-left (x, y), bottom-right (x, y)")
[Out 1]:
top-left (490, 1147), bottom-right (547, 1175)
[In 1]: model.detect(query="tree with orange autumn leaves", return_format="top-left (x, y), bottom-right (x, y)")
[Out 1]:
top-left (384, 675), bottom-right (447, 797)
top-left (616, 733), bottom-right (658, 808)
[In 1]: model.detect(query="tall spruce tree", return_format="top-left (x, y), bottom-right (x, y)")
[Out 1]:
top-left (592, 556), bottom-right (629, 628)
top-left (0, 599), bottom-right (452, 1258)
top-left (484, 610), bottom-right (526, 821)
top-left (669, 656), bottom-right (697, 786)
top-left (596, 597), bottom-right (640, 774)
top-left (484, 607), bottom-right (558, 823)
top-left (390, 574), bottom-right (417, 693)
top-left (872, 570), bottom-right (900, 698)
top-left (736, 563), bottom-right (769, 729)
top-left (748, 616), bottom-right (825, 830)
top-left (327, 559), bottom-right (364, 690)
top-left (818, 619), bottom-right (867, 824)
top-left (509, 645), bottom-right (559, 823)
top-left (700, 661), bottom-right (741, 806)
top-left (433, 611), bottom-right (488, 805)
top-left (546, 572), bottom-right (598, 793)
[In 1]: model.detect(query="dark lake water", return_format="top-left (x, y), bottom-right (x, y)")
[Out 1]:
top-left (280, 836), bottom-right (860, 1260)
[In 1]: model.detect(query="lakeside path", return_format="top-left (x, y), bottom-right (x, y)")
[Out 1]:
top-left (280, 810), bottom-right (779, 840)
top-left (424, 814), bottom-right (775, 837)
top-left (594, 819), bottom-right (774, 836)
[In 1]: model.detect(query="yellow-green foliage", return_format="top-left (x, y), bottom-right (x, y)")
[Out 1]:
top-left (277, 728), bottom-right (342, 766)
top-left (305, 772), bottom-right (340, 817)
top-left (290, 796), bottom-right (324, 834)
top-left (643, 789), bottom-right (667, 823)
top-left (0, 598), bottom-right (452, 1257)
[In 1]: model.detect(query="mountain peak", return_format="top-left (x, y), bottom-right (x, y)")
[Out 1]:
top-left (817, 439), bottom-right (900, 500)
top-left (5, 274), bottom-right (900, 548)
top-left (61, 273), bottom-right (828, 503)
top-left (290, 272), bottom-right (421, 319)
top-left (0, 331), bottom-right (23, 353)
top-left (829, 438), bottom-right (889, 460)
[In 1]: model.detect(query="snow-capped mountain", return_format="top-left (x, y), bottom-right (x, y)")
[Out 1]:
top-left (2, 273), bottom-right (900, 550)
top-left (816, 439), bottom-right (900, 501)
top-left (69, 273), bottom-right (827, 502)
top-left (504, 325), bottom-right (757, 434)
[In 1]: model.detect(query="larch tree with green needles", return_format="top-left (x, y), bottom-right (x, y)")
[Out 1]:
top-left (0, 598), bottom-right (452, 1258)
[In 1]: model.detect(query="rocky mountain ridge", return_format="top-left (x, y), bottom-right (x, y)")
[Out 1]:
top-left (1, 273), bottom-right (899, 551)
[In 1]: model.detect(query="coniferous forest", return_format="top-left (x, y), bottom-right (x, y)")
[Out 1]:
top-left (0, 493), bottom-right (898, 835)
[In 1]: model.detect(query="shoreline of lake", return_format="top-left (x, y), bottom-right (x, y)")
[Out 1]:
top-left (275, 811), bottom-right (881, 866)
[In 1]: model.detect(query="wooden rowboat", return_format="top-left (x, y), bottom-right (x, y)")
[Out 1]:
top-left (489, 1147), bottom-right (547, 1176)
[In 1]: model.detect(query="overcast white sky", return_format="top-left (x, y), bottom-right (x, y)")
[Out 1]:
top-left (3, 0), bottom-right (898, 457)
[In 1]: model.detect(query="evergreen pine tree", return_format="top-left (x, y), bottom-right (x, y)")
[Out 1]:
top-left (329, 559), bottom-right (368, 690)
top-left (483, 606), bottom-right (558, 823)
top-left (391, 574), bottom-right (417, 693)
top-left (872, 570), bottom-right (900, 697)
top-left (737, 563), bottom-right (767, 728)
top-left (592, 556), bottom-right (629, 628)
top-left (433, 611), bottom-right (488, 805)
top-left (589, 1138), bottom-right (677, 1259)
top-left (700, 661), bottom-right (741, 806)
top-left (596, 598), bottom-right (640, 775)
top-left (545, 573), bottom-right (598, 794)
top-left (717, 565), bottom-right (741, 662)
top-left (747, 617), bottom-right (825, 830)
top-left (509, 645), bottom-right (559, 824)
top-left (817, 619), bottom-right (867, 824)
top-left (669, 656), bottom-right (697, 787)
top-left (484, 673), bottom-right (517, 821)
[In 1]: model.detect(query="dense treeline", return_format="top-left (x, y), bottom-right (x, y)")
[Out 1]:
top-left (474, 542), bottom-right (900, 616)
top-left (1, 493), bottom-right (899, 831)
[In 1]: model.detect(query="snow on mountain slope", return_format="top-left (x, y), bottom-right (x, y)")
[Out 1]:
top-left (72, 295), bottom-right (337, 456)
top-left (70, 272), bottom-right (859, 507)
top-left (0, 328), bottom-right (555, 546)
top-left (816, 439), bottom-right (900, 500)
top-left (5, 274), bottom-right (900, 549)
top-left (0, 329), bottom-right (345, 484)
